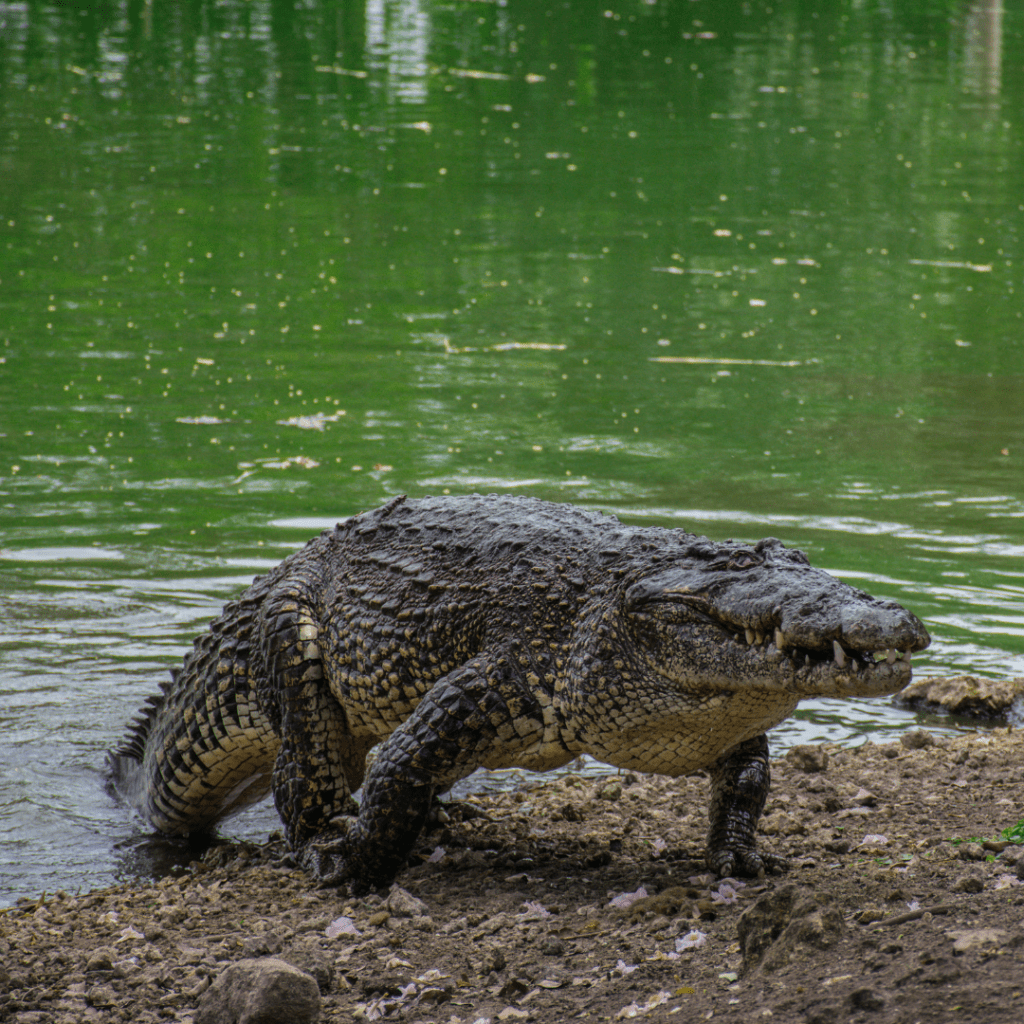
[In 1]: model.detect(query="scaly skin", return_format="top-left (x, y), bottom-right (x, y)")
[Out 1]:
top-left (109, 494), bottom-right (930, 890)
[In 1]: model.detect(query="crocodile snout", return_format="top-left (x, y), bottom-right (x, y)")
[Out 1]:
top-left (838, 602), bottom-right (930, 655)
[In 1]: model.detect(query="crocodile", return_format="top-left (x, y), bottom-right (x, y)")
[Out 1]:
top-left (109, 493), bottom-right (930, 890)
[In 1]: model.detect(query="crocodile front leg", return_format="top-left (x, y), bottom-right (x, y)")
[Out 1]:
top-left (295, 656), bottom-right (548, 891)
top-left (705, 734), bottom-right (786, 878)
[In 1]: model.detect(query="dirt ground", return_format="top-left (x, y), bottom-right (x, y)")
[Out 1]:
top-left (3, 727), bottom-right (1024, 1024)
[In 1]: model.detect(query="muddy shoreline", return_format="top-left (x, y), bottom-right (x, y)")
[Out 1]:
top-left (3, 728), bottom-right (1024, 1023)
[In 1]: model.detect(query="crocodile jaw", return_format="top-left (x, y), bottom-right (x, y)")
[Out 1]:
top-left (723, 627), bottom-right (917, 698)
top-left (630, 615), bottom-right (920, 700)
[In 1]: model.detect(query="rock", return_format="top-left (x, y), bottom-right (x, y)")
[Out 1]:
top-left (785, 745), bottom-right (829, 773)
top-left (738, 887), bottom-right (830, 965)
top-left (195, 957), bottom-right (320, 1024)
top-left (951, 871), bottom-right (985, 894)
top-left (824, 839), bottom-right (851, 855)
top-left (855, 907), bottom-right (885, 925)
top-left (737, 885), bottom-right (844, 973)
top-left (85, 948), bottom-right (115, 972)
top-left (498, 977), bottom-right (530, 1001)
top-left (737, 885), bottom-right (803, 965)
top-left (597, 781), bottom-right (622, 801)
top-left (946, 928), bottom-right (1010, 954)
top-left (760, 811), bottom-right (807, 837)
top-left (617, 887), bottom-right (693, 921)
top-left (899, 729), bottom-right (935, 750)
top-left (896, 675), bottom-right (1024, 719)
top-left (958, 843), bottom-right (987, 862)
top-left (482, 945), bottom-right (507, 973)
top-left (849, 987), bottom-right (886, 1011)
top-left (386, 886), bottom-right (428, 918)
top-left (85, 984), bottom-right (117, 1008)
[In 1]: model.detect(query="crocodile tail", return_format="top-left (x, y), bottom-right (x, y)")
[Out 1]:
top-left (106, 670), bottom-right (177, 816)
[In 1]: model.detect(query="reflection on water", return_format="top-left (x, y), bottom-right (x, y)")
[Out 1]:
top-left (2, 0), bottom-right (1023, 904)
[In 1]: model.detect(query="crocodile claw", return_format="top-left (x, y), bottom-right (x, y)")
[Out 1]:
top-left (706, 843), bottom-right (788, 879)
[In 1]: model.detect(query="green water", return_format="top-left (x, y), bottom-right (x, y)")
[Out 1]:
top-left (2, 0), bottom-right (1023, 902)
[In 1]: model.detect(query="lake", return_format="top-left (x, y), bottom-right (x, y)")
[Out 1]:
top-left (1, 0), bottom-right (1022, 906)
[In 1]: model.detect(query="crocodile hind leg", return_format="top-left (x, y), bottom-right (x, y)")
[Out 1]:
top-left (256, 584), bottom-right (371, 857)
top-left (296, 657), bottom-right (546, 891)
top-left (705, 733), bottom-right (787, 878)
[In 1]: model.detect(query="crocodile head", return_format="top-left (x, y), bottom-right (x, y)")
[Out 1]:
top-left (623, 537), bottom-right (931, 699)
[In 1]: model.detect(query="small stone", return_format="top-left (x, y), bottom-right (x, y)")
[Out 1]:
top-left (952, 871), bottom-right (985, 894)
top-left (946, 928), bottom-right (1010, 955)
top-left (598, 781), bottom-right (622, 801)
top-left (498, 977), bottom-right (531, 1001)
top-left (386, 886), bottom-right (429, 918)
top-left (958, 843), bottom-right (987, 862)
top-left (85, 948), bottom-right (115, 972)
top-left (900, 729), bottom-right (935, 750)
top-left (852, 788), bottom-right (878, 808)
top-left (540, 937), bottom-right (565, 956)
top-left (195, 957), bottom-right (320, 1024)
top-left (497, 1009), bottom-right (531, 1021)
top-left (86, 984), bottom-right (117, 1008)
top-left (785, 745), bottom-right (829, 773)
top-left (483, 945), bottom-right (507, 974)
top-left (824, 839), bottom-right (851, 855)
top-left (849, 987), bottom-right (886, 1011)
top-left (418, 984), bottom-right (453, 1004)
top-left (855, 908), bottom-right (885, 925)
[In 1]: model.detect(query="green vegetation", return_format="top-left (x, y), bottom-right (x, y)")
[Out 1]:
top-left (948, 819), bottom-right (1024, 847)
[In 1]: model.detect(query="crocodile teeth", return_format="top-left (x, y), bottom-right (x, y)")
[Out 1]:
top-left (832, 640), bottom-right (847, 669)
top-left (902, 649), bottom-right (912, 663)
top-left (775, 628), bottom-right (786, 650)
top-left (755, 631), bottom-right (765, 645)
top-left (745, 628), bottom-right (755, 645)
top-left (886, 648), bottom-right (897, 665)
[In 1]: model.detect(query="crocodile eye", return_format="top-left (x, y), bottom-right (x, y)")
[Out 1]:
top-left (727, 553), bottom-right (761, 570)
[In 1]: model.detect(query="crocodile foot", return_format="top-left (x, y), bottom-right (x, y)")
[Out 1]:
top-left (706, 842), bottom-right (788, 879)
top-left (426, 797), bottom-right (493, 828)
top-left (295, 824), bottom-right (367, 891)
